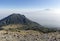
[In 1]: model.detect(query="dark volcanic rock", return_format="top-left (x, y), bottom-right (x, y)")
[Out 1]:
top-left (0, 13), bottom-right (34, 26)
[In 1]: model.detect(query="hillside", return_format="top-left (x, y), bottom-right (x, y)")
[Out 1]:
top-left (0, 13), bottom-right (58, 33)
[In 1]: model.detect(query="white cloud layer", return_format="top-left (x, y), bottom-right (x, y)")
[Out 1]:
top-left (0, 8), bottom-right (60, 28)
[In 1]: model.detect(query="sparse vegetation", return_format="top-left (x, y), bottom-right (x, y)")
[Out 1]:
top-left (0, 24), bottom-right (58, 33)
top-left (0, 14), bottom-right (59, 33)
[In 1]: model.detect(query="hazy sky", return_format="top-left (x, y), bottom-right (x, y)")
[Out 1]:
top-left (0, 0), bottom-right (60, 27)
top-left (0, 0), bottom-right (60, 16)
top-left (0, 0), bottom-right (60, 9)
top-left (0, 0), bottom-right (60, 12)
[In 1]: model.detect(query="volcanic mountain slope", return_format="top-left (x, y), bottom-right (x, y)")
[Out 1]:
top-left (0, 13), bottom-right (32, 25)
top-left (0, 13), bottom-right (57, 33)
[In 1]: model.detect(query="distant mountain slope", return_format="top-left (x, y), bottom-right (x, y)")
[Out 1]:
top-left (0, 13), bottom-right (32, 25)
top-left (0, 13), bottom-right (57, 33)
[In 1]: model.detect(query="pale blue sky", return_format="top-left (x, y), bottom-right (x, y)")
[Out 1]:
top-left (0, 0), bottom-right (60, 9)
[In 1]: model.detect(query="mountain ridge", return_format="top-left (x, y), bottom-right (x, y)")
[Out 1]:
top-left (0, 13), bottom-right (57, 33)
top-left (0, 13), bottom-right (34, 26)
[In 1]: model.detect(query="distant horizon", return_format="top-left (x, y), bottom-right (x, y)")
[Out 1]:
top-left (0, 0), bottom-right (60, 28)
top-left (0, 10), bottom-right (60, 28)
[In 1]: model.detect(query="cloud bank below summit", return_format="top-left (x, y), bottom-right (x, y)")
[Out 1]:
top-left (0, 9), bottom-right (60, 28)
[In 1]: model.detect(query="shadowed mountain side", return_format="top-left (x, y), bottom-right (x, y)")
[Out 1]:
top-left (0, 13), bottom-right (32, 25)
top-left (0, 13), bottom-right (58, 33)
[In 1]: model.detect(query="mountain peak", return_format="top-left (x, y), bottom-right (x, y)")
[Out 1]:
top-left (0, 13), bottom-right (29, 26)
top-left (9, 13), bottom-right (25, 18)
top-left (0, 13), bottom-right (57, 33)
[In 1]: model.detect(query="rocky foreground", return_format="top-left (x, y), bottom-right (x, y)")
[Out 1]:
top-left (0, 30), bottom-right (60, 41)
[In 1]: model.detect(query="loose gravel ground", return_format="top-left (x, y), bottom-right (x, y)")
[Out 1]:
top-left (0, 30), bottom-right (60, 41)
